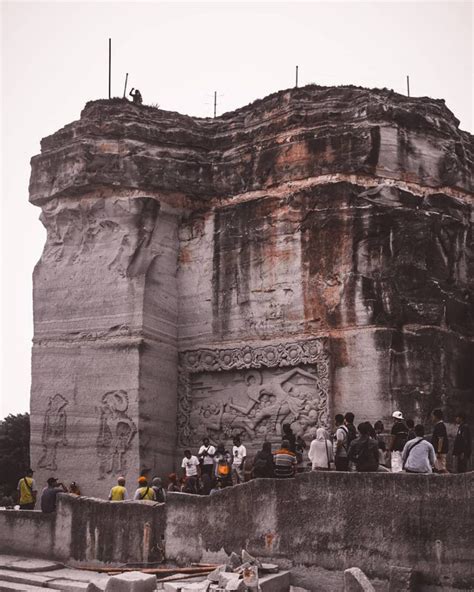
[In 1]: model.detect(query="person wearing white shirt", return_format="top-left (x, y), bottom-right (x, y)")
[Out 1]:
top-left (401, 425), bottom-right (436, 474)
top-left (231, 436), bottom-right (247, 484)
top-left (309, 428), bottom-right (334, 470)
top-left (181, 449), bottom-right (200, 494)
top-left (198, 437), bottom-right (216, 477)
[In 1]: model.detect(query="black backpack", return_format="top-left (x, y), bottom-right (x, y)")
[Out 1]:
top-left (346, 424), bottom-right (357, 446)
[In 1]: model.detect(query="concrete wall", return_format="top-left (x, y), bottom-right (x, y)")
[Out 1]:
top-left (0, 509), bottom-right (57, 559)
top-left (1, 474), bottom-right (472, 590)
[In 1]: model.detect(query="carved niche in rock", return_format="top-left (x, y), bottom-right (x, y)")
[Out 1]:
top-left (96, 390), bottom-right (137, 479)
top-left (177, 339), bottom-right (330, 447)
top-left (38, 393), bottom-right (69, 471)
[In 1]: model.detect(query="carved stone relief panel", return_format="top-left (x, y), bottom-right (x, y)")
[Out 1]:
top-left (38, 393), bottom-right (69, 471)
top-left (177, 339), bottom-right (330, 448)
top-left (96, 390), bottom-right (137, 479)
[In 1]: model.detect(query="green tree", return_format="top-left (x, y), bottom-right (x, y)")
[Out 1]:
top-left (0, 413), bottom-right (30, 499)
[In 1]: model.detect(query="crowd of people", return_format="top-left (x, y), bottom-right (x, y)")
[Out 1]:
top-left (15, 409), bottom-right (471, 511)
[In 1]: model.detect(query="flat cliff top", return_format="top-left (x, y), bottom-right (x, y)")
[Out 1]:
top-left (30, 85), bottom-right (473, 203)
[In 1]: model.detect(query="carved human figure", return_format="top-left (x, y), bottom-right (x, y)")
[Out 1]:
top-left (38, 393), bottom-right (69, 470)
top-left (96, 390), bottom-right (137, 478)
top-left (240, 367), bottom-right (318, 436)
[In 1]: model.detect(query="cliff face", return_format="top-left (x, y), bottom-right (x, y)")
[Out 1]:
top-left (29, 86), bottom-right (473, 495)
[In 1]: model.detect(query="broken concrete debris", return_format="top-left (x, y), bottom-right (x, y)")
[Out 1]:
top-left (160, 549), bottom-right (285, 591)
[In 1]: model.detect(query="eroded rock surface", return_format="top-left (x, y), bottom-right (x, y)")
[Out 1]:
top-left (29, 85), bottom-right (473, 495)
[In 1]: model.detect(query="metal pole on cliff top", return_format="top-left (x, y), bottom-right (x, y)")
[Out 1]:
top-left (123, 73), bottom-right (129, 99)
top-left (296, 65), bottom-right (299, 88)
top-left (406, 75), bottom-right (410, 97)
top-left (108, 38), bottom-right (112, 99)
top-left (214, 91), bottom-right (217, 118)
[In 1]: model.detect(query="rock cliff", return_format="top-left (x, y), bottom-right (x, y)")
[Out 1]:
top-left (29, 85), bottom-right (473, 495)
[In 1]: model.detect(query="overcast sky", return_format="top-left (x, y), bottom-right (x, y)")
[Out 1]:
top-left (1, 0), bottom-right (472, 419)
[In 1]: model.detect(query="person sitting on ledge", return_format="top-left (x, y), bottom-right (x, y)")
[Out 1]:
top-left (134, 476), bottom-right (155, 501)
top-left (273, 439), bottom-right (297, 478)
top-left (401, 424), bottom-right (436, 474)
top-left (252, 441), bottom-right (275, 479)
top-left (167, 473), bottom-right (180, 492)
top-left (41, 477), bottom-right (67, 513)
top-left (109, 476), bottom-right (128, 501)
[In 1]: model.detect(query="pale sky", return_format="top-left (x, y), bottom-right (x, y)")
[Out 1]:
top-left (1, 0), bottom-right (472, 419)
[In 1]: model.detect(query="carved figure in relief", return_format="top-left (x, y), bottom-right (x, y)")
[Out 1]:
top-left (96, 390), bottom-right (137, 479)
top-left (38, 394), bottom-right (69, 470)
top-left (185, 366), bottom-right (325, 444)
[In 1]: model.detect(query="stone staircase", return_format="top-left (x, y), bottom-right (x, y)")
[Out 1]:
top-left (0, 556), bottom-right (108, 592)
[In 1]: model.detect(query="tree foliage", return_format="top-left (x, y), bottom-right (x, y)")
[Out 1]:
top-left (0, 413), bottom-right (30, 499)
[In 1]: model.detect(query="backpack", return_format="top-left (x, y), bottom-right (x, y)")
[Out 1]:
top-left (217, 459), bottom-right (231, 477)
top-left (346, 424), bottom-right (357, 446)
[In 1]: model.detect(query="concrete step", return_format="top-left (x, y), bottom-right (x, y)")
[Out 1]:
top-left (7, 560), bottom-right (63, 573)
top-left (0, 580), bottom-right (54, 591)
top-left (0, 570), bottom-right (98, 592)
top-left (0, 570), bottom-right (53, 587)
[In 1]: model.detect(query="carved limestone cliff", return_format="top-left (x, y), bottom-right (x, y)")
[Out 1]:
top-left (29, 85), bottom-right (473, 495)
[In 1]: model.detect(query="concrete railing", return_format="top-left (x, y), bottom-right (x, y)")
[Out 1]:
top-left (1, 472), bottom-right (472, 590)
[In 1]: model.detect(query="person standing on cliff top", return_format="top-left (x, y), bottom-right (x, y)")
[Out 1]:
top-left (273, 439), bottom-right (297, 478)
top-left (17, 468), bottom-right (37, 510)
top-left (388, 411), bottom-right (409, 472)
top-left (129, 88), bottom-right (143, 105)
top-left (453, 412), bottom-right (471, 473)
top-left (431, 409), bottom-right (449, 473)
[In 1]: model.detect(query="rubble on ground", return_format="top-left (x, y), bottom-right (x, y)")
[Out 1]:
top-left (157, 549), bottom-right (289, 591)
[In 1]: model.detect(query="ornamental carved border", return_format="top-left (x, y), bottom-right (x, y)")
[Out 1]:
top-left (177, 337), bottom-right (330, 446)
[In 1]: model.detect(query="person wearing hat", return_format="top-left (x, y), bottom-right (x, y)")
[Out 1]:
top-left (40, 477), bottom-right (67, 513)
top-left (109, 476), bottom-right (129, 501)
top-left (388, 411), bottom-right (409, 473)
top-left (17, 468), bottom-right (37, 510)
top-left (133, 476), bottom-right (156, 501)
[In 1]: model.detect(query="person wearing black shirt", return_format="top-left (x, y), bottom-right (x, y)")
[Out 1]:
top-left (389, 411), bottom-right (409, 473)
top-left (431, 409), bottom-right (449, 473)
top-left (406, 419), bottom-right (416, 441)
top-left (453, 412), bottom-right (471, 473)
top-left (282, 423), bottom-right (296, 453)
top-left (252, 442), bottom-right (275, 478)
top-left (347, 423), bottom-right (379, 472)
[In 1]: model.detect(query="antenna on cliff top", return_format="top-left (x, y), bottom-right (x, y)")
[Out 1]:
top-left (406, 75), bottom-right (410, 97)
top-left (123, 73), bottom-right (129, 99)
top-left (108, 38), bottom-right (112, 99)
top-left (295, 65), bottom-right (299, 88)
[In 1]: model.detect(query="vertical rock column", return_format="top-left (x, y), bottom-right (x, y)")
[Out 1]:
top-left (30, 193), bottom-right (179, 496)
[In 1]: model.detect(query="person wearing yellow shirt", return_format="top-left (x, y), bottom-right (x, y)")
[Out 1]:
top-left (17, 469), bottom-right (37, 510)
top-left (133, 476), bottom-right (156, 501)
top-left (108, 476), bottom-right (128, 501)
